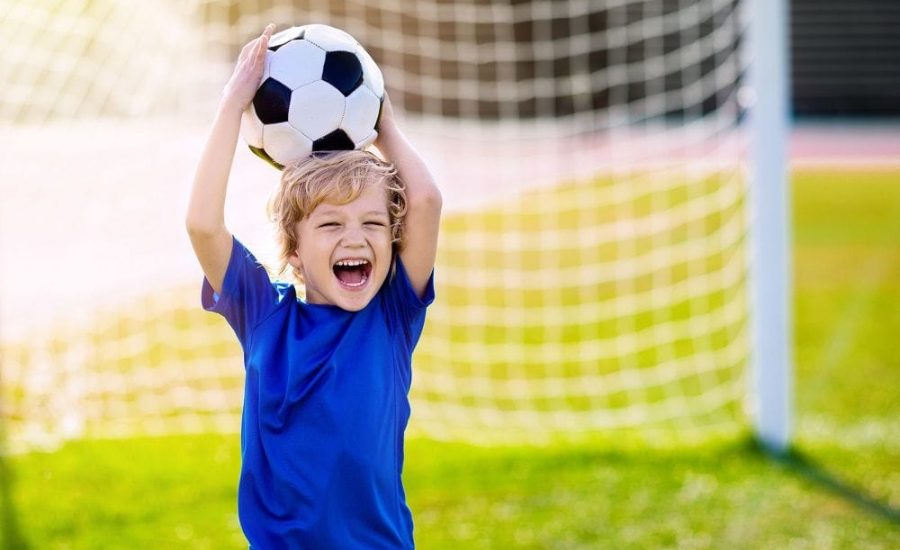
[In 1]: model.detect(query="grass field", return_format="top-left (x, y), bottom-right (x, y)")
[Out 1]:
top-left (2, 168), bottom-right (899, 549)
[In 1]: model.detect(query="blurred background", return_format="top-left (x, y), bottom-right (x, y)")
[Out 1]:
top-left (1, 0), bottom-right (897, 548)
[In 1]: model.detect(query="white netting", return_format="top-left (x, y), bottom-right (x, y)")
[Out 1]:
top-left (1, 0), bottom-right (751, 451)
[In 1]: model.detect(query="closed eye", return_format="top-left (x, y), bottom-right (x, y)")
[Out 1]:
top-left (318, 222), bottom-right (340, 228)
top-left (365, 221), bottom-right (387, 227)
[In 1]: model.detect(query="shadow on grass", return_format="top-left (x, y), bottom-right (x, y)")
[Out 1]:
top-left (0, 447), bottom-right (31, 549)
top-left (0, 390), bottom-right (32, 549)
top-left (763, 442), bottom-right (900, 525)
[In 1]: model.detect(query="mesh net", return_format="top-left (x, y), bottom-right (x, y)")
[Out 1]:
top-left (1, 0), bottom-right (751, 451)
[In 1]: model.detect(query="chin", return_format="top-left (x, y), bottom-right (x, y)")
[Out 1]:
top-left (338, 301), bottom-right (369, 312)
top-left (328, 283), bottom-right (375, 312)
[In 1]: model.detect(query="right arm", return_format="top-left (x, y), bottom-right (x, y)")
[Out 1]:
top-left (185, 24), bottom-right (274, 293)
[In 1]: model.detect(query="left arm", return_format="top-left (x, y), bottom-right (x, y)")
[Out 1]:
top-left (374, 95), bottom-right (442, 299)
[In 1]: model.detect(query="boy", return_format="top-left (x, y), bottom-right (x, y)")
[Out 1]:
top-left (185, 24), bottom-right (442, 549)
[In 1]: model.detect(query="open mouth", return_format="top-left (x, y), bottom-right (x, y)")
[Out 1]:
top-left (332, 258), bottom-right (372, 289)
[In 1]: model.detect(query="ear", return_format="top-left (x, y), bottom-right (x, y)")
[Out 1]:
top-left (287, 249), bottom-right (302, 271)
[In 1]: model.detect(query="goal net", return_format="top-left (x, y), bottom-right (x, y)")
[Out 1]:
top-left (1, 0), bottom-right (754, 451)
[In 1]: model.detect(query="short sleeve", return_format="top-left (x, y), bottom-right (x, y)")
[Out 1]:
top-left (201, 236), bottom-right (279, 348)
top-left (381, 257), bottom-right (436, 349)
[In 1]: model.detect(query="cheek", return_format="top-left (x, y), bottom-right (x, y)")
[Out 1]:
top-left (301, 243), bottom-right (329, 270)
top-left (378, 235), bottom-right (394, 255)
top-left (362, 227), bottom-right (390, 246)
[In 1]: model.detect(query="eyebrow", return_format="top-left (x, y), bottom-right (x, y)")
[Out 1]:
top-left (313, 208), bottom-right (388, 218)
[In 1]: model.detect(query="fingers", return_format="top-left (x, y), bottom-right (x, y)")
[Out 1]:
top-left (238, 39), bottom-right (255, 62)
top-left (254, 24), bottom-right (275, 61)
top-left (257, 24), bottom-right (274, 53)
top-left (257, 27), bottom-right (271, 55)
top-left (239, 24), bottom-right (275, 63)
top-left (253, 34), bottom-right (265, 59)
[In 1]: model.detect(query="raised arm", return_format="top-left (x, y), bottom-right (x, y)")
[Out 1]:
top-left (374, 96), bottom-right (443, 299)
top-left (185, 24), bottom-right (274, 293)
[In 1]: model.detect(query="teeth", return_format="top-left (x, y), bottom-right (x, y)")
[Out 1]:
top-left (335, 259), bottom-right (369, 267)
top-left (342, 275), bottom-right (368, 288)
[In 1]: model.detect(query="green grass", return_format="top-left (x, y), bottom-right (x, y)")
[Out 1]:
top-left (2, 168), bottom-right (899, 548)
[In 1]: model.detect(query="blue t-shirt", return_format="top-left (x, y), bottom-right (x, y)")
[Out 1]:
top-left (201, 237), bottom-right (434, 549)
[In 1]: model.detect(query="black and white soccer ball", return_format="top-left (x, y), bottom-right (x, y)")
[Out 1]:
top-left (241, 24), bottom-right (385, 170)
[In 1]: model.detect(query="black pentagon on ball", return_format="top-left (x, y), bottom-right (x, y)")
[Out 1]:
top-left (248, 144), bottom-right (284, 171)
top-left (253, 78), bottom-right (292, 124)
top-left (322, 51), bottom-right (364, 96)
top-left (313, 129), bottom-right (355, 152)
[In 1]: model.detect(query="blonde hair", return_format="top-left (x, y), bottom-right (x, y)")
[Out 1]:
top-left (267, 149), bottom-right (407, 283)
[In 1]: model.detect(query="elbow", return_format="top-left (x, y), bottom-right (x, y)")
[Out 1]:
top-left (185, 216), bottom-right (224, 238)
top-left (184, 216), bottom-right (204, 236)
top-left (411, 185), bottom-right (442, 215)
top-left (427, 188), bottom-right (443, 213)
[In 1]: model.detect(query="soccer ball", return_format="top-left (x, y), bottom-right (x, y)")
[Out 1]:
top-left (241, 24), bottom-right (385, 170)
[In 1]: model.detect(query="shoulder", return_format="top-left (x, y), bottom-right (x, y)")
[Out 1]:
top-left (271, 280), bottom-right (300, 311)
top-left (250, 281), bottom-right (298, 327)
top-left (375, 258), bottom-right (434, 349)
top-left (272, 281), bottom-right (296, 301)
top-left (382, 257), bottom-right (435, 311)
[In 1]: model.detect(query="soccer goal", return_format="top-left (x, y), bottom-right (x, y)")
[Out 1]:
top-left (0, 0), bottom-right (789, 451)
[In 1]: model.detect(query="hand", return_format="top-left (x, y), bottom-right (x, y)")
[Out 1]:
top-left (221, 24), bottom-right (275, 113)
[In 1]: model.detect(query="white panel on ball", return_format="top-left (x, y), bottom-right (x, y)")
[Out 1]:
top-left (269, 40), bottom-right (326, 91)
top-left (240, 103), bottom-right (264, 148)
top-left (355, 131), bottom-right (378, 150)
top-left (288, 81), bottom-right (347, 140)
top-left (263, 122), bottom-right (313, 166)
top-left (269, 26), bottom-right (303, 50)
top-left (302, 24), bottom-right (358, 52)
top-left (358, 47), bottom-right (384, 98)
top-left (342, 87), bottom-right (381, 144)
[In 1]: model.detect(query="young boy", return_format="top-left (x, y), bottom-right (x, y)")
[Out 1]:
top-left (185, 24), bottom-right (442, 548)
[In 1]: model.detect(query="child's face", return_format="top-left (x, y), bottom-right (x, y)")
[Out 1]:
top-left (289, 183), bottom-right (393, 311)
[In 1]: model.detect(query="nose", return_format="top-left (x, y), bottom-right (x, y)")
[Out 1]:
top-left (340, 225), bottom-right (366, 247)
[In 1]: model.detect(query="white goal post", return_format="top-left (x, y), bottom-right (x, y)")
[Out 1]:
top-left (747, 0), bottom-right (792, 453)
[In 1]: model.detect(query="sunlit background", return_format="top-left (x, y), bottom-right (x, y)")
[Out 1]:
top-left (1, 0), bottom-right (897, 548)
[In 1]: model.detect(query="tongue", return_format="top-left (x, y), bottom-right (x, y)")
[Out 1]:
top-left (336, 266), bottom-right (365, 285)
